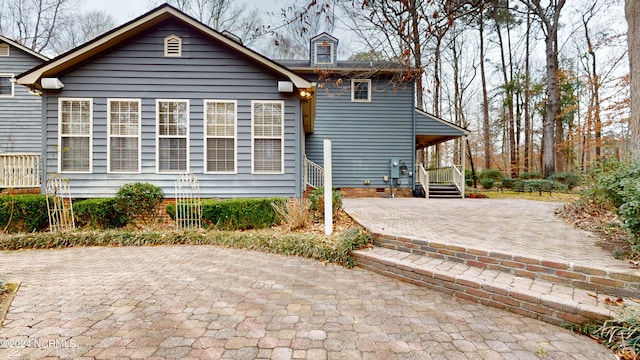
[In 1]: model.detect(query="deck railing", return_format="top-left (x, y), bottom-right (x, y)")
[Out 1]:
top-left (415, 164), bottom-right (430, 199)
top-left (416, 164), bottom-right (465, 199)
top-left (303, 156), bottom-right (324, 188)
top-left (0, 153), bottom-right (41, 188)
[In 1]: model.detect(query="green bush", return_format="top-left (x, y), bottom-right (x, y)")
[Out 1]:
top-left (521, 179), bottom-right (568, 193)
top-left (0, 226), bottom-right (372, 268)
top-left (478, 169), bottom-right (504, 182)
top-left (74, 198), bottom-right (127, 229)
top-left (500, 178), bottom-right (516, 189)
top-left (309, 187), bottom-right (343, 220)
top-left (479, 178), bottom-right (494, 189)
top-left (519, 171), bottom-right (543, 180)
top-left (198, 197), bottom-right (286, 230)
top-left (584, 160), bottom-right (640, 241)
top-left (549, 172), bottom-right (581, 189)
top-left (0, 195), bottom-right (49, 233)
top-left (114, 183), bottom-right (164, 224)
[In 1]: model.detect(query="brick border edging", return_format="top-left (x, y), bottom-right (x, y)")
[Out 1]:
top-left (352, 250), bottom-right (613, 327)
top-left (371, 232), bottom-right (640, 299)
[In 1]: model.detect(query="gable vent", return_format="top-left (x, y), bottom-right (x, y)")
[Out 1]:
top-left (164, 35), bottom-right (182, 57)
top-left (0, 44), bottom-right (9, 57)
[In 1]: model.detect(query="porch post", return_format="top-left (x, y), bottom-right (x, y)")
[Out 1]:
top-left (461, 136), bottom-right (466, 198)
top-left (324, 139), bottom-right (332, 235)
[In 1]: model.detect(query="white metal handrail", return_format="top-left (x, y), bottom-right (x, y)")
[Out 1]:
top-left (304, 156), bottom-right (324, 188)
top-left (0, 153), bottom-right (41, 188)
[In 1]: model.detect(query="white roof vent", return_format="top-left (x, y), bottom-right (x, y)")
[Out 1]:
top-left (0, 44), bottom-right (9, 57)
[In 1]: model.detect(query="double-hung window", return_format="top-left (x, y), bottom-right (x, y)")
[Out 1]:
top-left (252, 101), bottom-right (284, 174)
top-left (314, 42), bottom-right (333, 65)
top-left (59, 98), bottom-right (92, 172)
top-left (0, 74), bottom-right (13, 97)
top-left (108, 99), bottom-right (141, 173)
top-left (157, 100), bottom-right (189, 173)
top-left (205, 100), bottom-right (236, 173)
top-left (351, 79), bottom-right (371, 102)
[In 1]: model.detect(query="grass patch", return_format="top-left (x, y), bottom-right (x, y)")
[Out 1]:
top-left (565, 309), bottom-right (640, 360)
top-left (0, 226), bottom-right (371, 268)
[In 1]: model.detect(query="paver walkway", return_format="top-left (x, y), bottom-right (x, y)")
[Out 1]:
top-left (0, 245), bottom-right (613, 359)
top-left (342, 198), bottom-right (633, 273)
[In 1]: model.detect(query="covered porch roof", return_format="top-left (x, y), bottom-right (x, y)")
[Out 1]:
top-left (415, 108), bottom-right (470, 149)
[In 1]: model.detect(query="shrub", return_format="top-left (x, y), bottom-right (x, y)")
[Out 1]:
top-left (549, 172), bottom-right (581, 189)
top-left (519, 171), bottom-right (543, 180)
top-left (74, 198), bottom-right (127, 229)
top-left (200, 197), bottom-right (286, 230)
top-left (500, 178), bottom-right (516, 189)
top-left (309, 187), bottom-right (342, 220)
top-left (0, 195), bottom-right (49, 233)
top-left (594, 310), bottom-right (640, 359)
top-left (583, 160), bottom-right (640, 241)
top-left (271, 198), bottom-right (311, 231)
top-left (521, 179), bottom-right (568, 193)
top-left (0, 274), bottom-right (6, 293)
top-left (114, 183), bottom-right (164, 225)
top-left (0, 226), bottom-right (372, 268)
top-left (478, 169), bottom-right (504, 182)
top-left (479, 178), bottom-right (494, 189)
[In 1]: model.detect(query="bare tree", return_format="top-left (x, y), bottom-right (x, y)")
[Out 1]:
top-left (626, 0), bottom-right (640, 162)
top-left (52, 10), bottom-right (116, 53)
top-left (0, 0), bottom-right (77, 54)
top-left (521, 0), bottom-right (566, 177)
top-left (160, 0), bottom-right (263, 46)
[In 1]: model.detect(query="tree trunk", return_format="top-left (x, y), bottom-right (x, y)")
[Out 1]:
top-left (626, 0), bottom-right (640, 162)
top-left (524, 10), bottom-right (531, 172)
top-left (479, 10), bottom-right (491, 169)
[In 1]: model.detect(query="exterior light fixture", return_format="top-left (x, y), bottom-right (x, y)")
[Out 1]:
top-left (298, 89), bottom-right (313, 99)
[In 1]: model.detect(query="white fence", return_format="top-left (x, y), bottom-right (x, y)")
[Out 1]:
top-left (0, 153), bottom-right (41, 188)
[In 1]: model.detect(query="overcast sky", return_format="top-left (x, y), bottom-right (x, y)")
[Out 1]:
top-left (79, 0), bottom-right (279, 26)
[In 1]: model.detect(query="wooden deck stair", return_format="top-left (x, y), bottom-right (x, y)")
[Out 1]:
top-left (352, 234), bottom-right (640, 327)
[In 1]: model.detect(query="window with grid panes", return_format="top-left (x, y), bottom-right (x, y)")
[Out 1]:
top-left (205, 100), bottom-right (236, 173)
top-left (157, 100), bottom-right (188, 172)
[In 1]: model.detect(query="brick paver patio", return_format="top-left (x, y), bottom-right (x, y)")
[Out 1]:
top-left (0, 245), bottom-right (613, 359)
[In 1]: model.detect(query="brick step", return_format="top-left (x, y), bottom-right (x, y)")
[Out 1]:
top-left (372, 233), bottom-right (640, 299)
top-left (353, 247), bottom-right (639, 327)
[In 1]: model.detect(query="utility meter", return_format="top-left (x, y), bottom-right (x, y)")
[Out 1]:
top-left (390, 158), bottom-right (400, 179)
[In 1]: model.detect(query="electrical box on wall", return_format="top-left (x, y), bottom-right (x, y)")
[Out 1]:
top-left (389, 158), bottom-right (400, 179)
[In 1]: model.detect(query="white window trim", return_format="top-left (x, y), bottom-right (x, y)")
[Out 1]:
top-left (58, 98), bottom-right (93, 174)
top-left (156, 99), bottom-right (190, 174)
top-left (251, 100), bottom-right (285, 175)
top-left (314, 42), bottom-right (334, 65)
top-left (0, 73), bottom-right (14, 98)
top-left (351, 79), bottom-right (372, 102)
top-left (107, 98), bottom-right (142, 174)
top-left (164, 34), bottom-right (182, 57)
top-left (204, 100), bottom-right (237, 174)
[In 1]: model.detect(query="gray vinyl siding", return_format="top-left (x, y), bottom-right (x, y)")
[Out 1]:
top-left (305, 78), bottom-right (415, 189)
top-left (43, 20), bottom-right (302, 199)
top-left (0, 44), bottom-right (44, 153)
top-left (415, 111), bottom-right (466, 136)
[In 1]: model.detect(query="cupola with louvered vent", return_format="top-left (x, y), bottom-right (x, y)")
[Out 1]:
top-left (164, 35), bottom-right (182, 57)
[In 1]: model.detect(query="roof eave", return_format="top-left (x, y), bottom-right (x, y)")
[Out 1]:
top-left (16, 5), bottom-right (312, 89)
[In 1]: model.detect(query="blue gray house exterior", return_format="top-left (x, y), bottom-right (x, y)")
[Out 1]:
top-left (284, 34), bottom-right (468, 197)
top-left (0, 35), bottom-right (47, 153)
top-left (17, 5), bottom-right (313, 198)
top-left (16, 5), bottom-right (467, 199)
